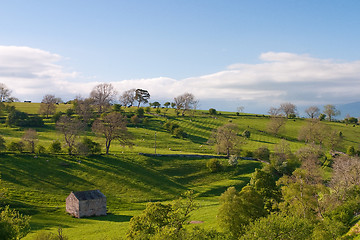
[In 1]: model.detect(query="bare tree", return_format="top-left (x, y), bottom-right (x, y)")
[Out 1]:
top-left (120, 88), bottom-right (136, 107)
top-left (0, 83), bottom-right (13, 102)
top-left (92, 112), bottom-right (133, 154)
top-left (268, 107), bottom-right (282, 117)
top-left (237, 106), bottom-right (244, 114)
top-left (267, 116), bottom-right (286, 135)
top-left (22, 129), bottom-right (38, 153)
top-left (90, 83), bottom-right (117, 113)
top-left (73, 97), bottom-right (94, 124)
top-left (38, 94), bottom-right (58, 118)
top-left (323, 104), bottom-right (340, 122)
top-left (298, 119), bottom-right (327, 144)
top-left (135, 89), bottom-right (150, 108)
top-left (208, 123), bottom-right (243, 157)
top-left (279, 102), bottom-right (297, 118)
top-left (174, 92), bottom-right (198, 116)
top-left (330, 155), bottom-right (360, 201)
top-left (305, 106), bottom-right (320, 119)
top-left (56, 116), bottom-right (84, 155)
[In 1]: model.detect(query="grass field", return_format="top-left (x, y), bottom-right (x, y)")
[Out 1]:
top-left (0, 103), bottom-right (359, 239)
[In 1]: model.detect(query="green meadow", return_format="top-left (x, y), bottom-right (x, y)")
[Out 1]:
top-left (1, 103), bottom-right (360, 239)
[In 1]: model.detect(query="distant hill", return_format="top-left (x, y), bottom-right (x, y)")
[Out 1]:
top-left (337, 101), bottom-right (360, 119)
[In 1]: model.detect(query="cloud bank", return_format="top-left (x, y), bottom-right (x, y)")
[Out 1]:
top-left (1, 46), bottom-right (360, 113)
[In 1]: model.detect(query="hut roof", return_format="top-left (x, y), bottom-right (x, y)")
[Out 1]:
top-left (72, 190), bottom-right (106, 201)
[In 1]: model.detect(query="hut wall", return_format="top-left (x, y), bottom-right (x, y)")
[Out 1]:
top-left (78, 198), bottom-right (107, 218)
top-left (66, 193), bottom-right (80, 218)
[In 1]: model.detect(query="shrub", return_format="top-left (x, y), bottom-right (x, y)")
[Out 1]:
top-left (113, 104), bottom-right (122, 112)
top-left (173, 127), bottom-right (187, 138)
top-left (207, 158), bottom-right (222, 173)
top-left (228, 155), bottom-right (238, 166)
top-left (145, 106), bottom-right (151, 113)
top-left (242, 130), bottom-right (251, 138)
top-left (82, 137), bottom-right (101, 154)
top-left (8, 141), bottom-right (25, 153)
top-left (142, 117), bottom-right (149, 125)
top-left (254, 147), bottom-right (270, 161)
top-left (130, 115), bottom-right (140, 125)
top-left (347, 146), bottom-right (356, 156)
top-left (49, 140), bottom-right (62, 153)
top-left (209, 108), bottom-right (217, 115)
top-left (244, 150), bottom-right (253, 158)
top-left (37, 145), bottom-right (46, 155)
top-left (155, 108), bottom-right (161, 114)
top-left (52, 112), bottom-right (63, 123)
top-left (0, 136), bottom-right (6, 151)
top-left (136, 107), bottom-right (145, 117)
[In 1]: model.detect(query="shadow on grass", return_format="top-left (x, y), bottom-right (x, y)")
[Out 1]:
top-left (197, 176), bottom-right (250, 197)
top-left (87, 213), bottom-right (133, 222)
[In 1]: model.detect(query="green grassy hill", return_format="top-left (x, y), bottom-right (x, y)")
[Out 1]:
top-left (0, 103), bottom-right (359, 239)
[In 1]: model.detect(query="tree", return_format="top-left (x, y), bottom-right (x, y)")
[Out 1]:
top-left (323, 104), bottom-right (340, 121)
top-left (218, 186), bottom-right (266, 238)
top-left (119, 88), bottom-right (136, 107)
top-left (208, 108), bottom-right (217, 115)
top-left (135, 89), bottom-right (150, 108)
top-left (208, 123), bottom-right (243, 157)
top-left (268, 107), bottom-right (281, 117)
top-left (22, 129), bottom-right (38, 153)
top-left (0, 83), bottom-right (14, 103)
top-left (298, 119), bottom-right (327, 144)
top-left (237, 106), bottom-right (244, 114)
top-left (241, 213), bottom-right (313, 240)
top-left (127, 191), bottom-right (197, 239)
top-left (277, 168), bottom-right (324, 220)
top-left (174, 93), bottom-right (198, 116)
top-left (92, 112), bottom-right (133, 154)
top-left (56, 116), bottom-right (84, 155)
top-left (152, 101), bottom-right (161, 108)
top-left (267, 116), bottom-right (286, 135)
top-left (330, 156), bottom-right (360, 201)
top-left (164, 102), bottom-right (171, 108)
top-left (90, 83), bottom-right (117, 113)
top-left (305, 106), bottom-right (320, 119)
top-left (0, 206), bottom-right (31, 240)
top-left (279, 102), bottom-right (297, 118)
top-left (73, 97), bottom-right (94, 124)
top-left (38, 94), bottom-right (58, 118)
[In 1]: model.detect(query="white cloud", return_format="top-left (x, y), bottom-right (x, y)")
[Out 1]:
top-left (1, 46), bottom-right (360, 113)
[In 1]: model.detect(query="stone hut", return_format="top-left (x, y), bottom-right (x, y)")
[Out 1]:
top-left (66, 190), bottom-right (107, 218)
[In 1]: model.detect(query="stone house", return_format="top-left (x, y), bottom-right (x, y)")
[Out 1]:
top-left (66, 190), bottom-right (107, 218)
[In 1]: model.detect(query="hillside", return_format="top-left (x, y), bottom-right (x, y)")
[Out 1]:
top-left (1, 102), bottom-right (360, 239)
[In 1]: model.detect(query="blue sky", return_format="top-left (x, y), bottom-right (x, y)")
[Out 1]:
top-left (1, 0), bottom-right (360, 115)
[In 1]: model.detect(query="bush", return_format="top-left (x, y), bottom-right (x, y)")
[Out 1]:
top-left (0, 136), bottom-right (6, 151)
top-left (207, 159), bottom-right (222, 173)
top-left (81, 137), bottom-right (101, 155)
top-left (7, 110), bottom-right (44, 127)
top-left (142, 117), bottom-right (149, 125)
top-left (347, 146), bottom-right (356, 156)
top-left (130, 115), bottom-right (140, 125)
top-left (242, 130), bottom-right (251, 138)
top-left (113, 104), bottom-right (122, 112)
top-left (145, 106), bottom-right (151, 113)
top-left (52, 112), bottom-right (63, 123)
top-left (228, 155), bottom-right (238, 166)
top-left (49, 140), bottom-right (62, 153)
top-left (209, 108), bottom-right (217, 115)
top-left (37, 145), bottom-right (46, 155)
top-left (136, 107), bottom-right (145, 117)
top-left (8, 141), bottom-right (25, 153)
top-left (244, 150), bottom-right (253, 158)
top-left (254, 147), bottom-right (270, 161)
top-left (173, 127), bottom-right (187, 138)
